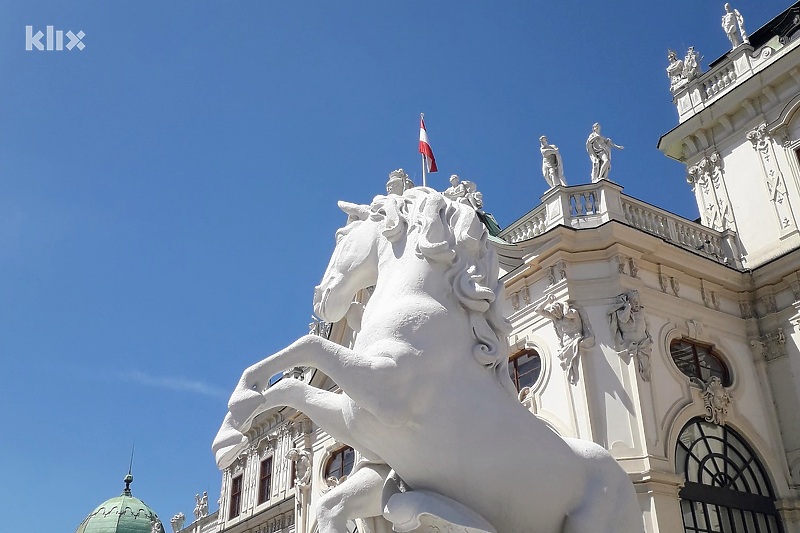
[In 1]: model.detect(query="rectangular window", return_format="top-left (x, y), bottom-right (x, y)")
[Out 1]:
top-left (258, 457), bottom-right (273, 504)
top-left (228, 475), bottom-right (242, 519)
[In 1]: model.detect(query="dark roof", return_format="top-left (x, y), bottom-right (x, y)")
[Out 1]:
top-left (709, 1), bottom-right (800, 68)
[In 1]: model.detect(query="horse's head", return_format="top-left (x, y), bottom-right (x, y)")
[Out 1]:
top-left (313, 198), bottom-right (400, 322)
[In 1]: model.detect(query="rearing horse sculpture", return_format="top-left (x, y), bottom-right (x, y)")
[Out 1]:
top-left (213, 188), bottom-right (643, 533)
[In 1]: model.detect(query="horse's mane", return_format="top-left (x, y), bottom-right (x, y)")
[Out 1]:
top-left (367, 188), bottom-right (515, 395)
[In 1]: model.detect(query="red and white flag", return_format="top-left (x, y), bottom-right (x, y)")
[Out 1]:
top-left (418, 115), bottom-right (438, 173)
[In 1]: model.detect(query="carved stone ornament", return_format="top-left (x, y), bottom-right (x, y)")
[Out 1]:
top-left (213, 189), bottom-right (642, 533)
top-left (747, 124), bottom-right (798, 233)
top-left (518, 386), bottom-right (536, 414)
top-left (511, 292), bottom-right (520, 311)
top-left (739, 299), bottom-right (754, 319)
top-left (608, 290), bottom-right (653, 381)
top-left (659, 273), bottom-right (669, 293)
top-left (151, 517), bottom-right (163, 533)
top-left (309, 316), bottom-right (333, 339)
top-left (762, 292), bottom-right (778, 316)
top-left (751, 329), bottom-right (788, 361)
top-left (687, 153), bottom-right (735, 232)
top-left (285, 448), bottom-right (313, 489)
top-left (169, 513), bottom-right (185, 533)
top-left (535, 294), bottom-right (595, 385)
top-left (670, 276), bottom-right (680, 297)
top-left (702, 376), bottom-right (732, 425)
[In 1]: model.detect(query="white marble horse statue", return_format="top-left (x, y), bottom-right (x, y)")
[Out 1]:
top-left (213, 187), bottom-right (643, 533)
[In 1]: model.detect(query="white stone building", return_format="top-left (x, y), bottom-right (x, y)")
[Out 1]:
top-left (183, 3), bottom-right (800, 533)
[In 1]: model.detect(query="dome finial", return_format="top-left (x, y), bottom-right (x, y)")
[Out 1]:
top-left (123, 441), bottom-right (135, 496)
top-left (123, 472), bottom-right (133, 496)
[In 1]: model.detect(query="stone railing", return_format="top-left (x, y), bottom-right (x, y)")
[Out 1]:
top-left (701, 61), bottom-right (738, 99)
top-left (673, 45), bottom-right (755, 122)
top-left (499, 204), bottom-right (547, 243)
top-left (620, 196), bottom-right (731, 263)
top-left (498, 180), bottom-right (740, 267)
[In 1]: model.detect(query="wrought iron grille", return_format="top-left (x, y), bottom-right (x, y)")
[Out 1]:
top-left (676, 418), bottom-right (784, 533)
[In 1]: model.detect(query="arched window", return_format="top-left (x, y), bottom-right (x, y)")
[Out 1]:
top-left (676, 418), bottom-right (785, 533)
top-left (670, 339), bottom-right (731, 385)
top-left (324, 446), bottom-right (355, 482)
top-left (509, 348), bottom-right (542, 391)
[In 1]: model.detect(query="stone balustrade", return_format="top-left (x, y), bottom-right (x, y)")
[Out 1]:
top-left (702, 62), bottom-right (738, 99)
top-left (673, 45), bottom-right (755, 122)
top-left (498, 180), bottom-right (741, 267)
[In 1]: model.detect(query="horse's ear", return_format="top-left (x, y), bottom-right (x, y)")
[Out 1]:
top-left (338, 201), bottom-right (370, 221)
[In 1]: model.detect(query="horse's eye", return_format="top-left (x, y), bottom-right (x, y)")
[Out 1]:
top-left (335, 229), bottom-right (345, 243)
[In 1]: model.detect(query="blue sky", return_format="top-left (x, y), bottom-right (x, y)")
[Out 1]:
top-left (0, 1), bottom-right (786, 530)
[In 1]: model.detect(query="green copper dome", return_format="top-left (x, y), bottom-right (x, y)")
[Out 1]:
top-left (75, 475), bottom-right (165, 533)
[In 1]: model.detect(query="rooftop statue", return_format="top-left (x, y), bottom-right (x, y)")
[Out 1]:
top-left (213, 187), bottom-right (643, 533)
top-left (540, 135), bottom-right (567, 188)
top-left (586, 122), bottom-right (624, 183)
top-left (722, 3), bottom-right (748, 49)
top-left (683, 47), bottom-right (702, 81)
top-left (443, 174), bottom-right (483, 209)
top-left (666, 49), bottom-right (686, 92)
top-left (386, 168), bottom-right (414, 195)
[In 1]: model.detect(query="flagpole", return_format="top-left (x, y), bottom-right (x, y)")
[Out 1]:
top-left (421, 113), bottom-right (427, 187)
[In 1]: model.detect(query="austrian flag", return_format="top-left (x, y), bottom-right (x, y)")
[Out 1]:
top-left (418, 115), bottom-right (438, 173)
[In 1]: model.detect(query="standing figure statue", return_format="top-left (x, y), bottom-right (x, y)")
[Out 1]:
top-left (722, 3), bottom-right (748, 49)
top-left (199, 492), bottom-right (209, 518)
top-left (666, 49), bottom-right (686, 92)
top-left (539, 136), bottom-right (567, 188)
top-left (608, 290), bottom-right (653, 381)
top-left (193, 494), bottom-right (201, 521)
top-left (386, 168), bottom-right (414, 196)
top-left (535, 294), bottom-right (595, 385)
top-left (586, 123), bottom-right (624, 183)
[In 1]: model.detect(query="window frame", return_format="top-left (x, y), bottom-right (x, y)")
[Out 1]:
top-left (508, 348), bottom-right (542, 392)
top-left (258, 457), bottom-right (273, 505)
top-left (228, 474), bottom-right (243, 519)
top-left (669, 338), bottom-right (731, 386)
top-left (324, 446), bottom-right (355, 482)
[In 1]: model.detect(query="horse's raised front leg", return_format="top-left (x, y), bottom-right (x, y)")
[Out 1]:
top-left (315, 462), bottom-right (391, 533)
top-left (228, 334), bottom-right (406, 431)
top-left (213, 378), bottom-right (381, 465)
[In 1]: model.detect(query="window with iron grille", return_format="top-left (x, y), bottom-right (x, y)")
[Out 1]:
top-left (676, 418), bottom-right (785, 533)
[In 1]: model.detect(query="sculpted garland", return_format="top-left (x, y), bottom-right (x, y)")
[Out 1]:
top-left (213, 186), bottom-right (642, 533)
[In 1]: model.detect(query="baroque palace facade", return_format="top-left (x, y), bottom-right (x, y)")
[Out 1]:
top-left (178, 3), bottom-right (800, 533)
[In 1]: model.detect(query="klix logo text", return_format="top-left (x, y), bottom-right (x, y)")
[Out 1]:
top-left (26, 26), bottom-right (85, 51)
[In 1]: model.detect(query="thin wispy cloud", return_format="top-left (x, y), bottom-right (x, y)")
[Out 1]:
top-left (122, 371), bottom-right (228, 398)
